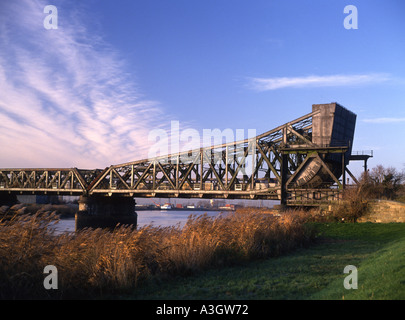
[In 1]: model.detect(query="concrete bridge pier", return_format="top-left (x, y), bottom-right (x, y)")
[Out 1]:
top-left (76, 195), bottom-right (137, 230)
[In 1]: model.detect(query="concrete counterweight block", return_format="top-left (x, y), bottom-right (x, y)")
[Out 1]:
top-left (76, 195), bottom-right (137, 230)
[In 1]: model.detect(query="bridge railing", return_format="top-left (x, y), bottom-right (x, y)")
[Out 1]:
top-left (351, 150), bottom-right (373, 157)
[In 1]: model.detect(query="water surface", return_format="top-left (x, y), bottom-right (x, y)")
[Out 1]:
top-left (55, 209), bottom-right (224, 233)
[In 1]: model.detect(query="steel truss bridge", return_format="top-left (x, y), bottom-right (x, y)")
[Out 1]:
top-left (0, 103), bottom-right (370, 206)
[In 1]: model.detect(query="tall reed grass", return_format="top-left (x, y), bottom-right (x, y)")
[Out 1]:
top-left (0, 209), bottom-right (316, 299)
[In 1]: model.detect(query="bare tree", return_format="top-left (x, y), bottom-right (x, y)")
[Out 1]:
top-left (363, 165), bottom-right (405, 200)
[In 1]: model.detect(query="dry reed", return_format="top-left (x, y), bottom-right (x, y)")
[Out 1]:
top-left (0, 208), bottom-right (316, 299)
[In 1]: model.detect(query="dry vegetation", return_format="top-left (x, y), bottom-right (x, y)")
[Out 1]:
top-left (0, 209), bottom-right (316, 299)
top-left (0, 203), bottom-right (77, 217)
top-left (328, 185), bottom-right (370, 223)
top-left (330, 165), bottom-right (405, 222)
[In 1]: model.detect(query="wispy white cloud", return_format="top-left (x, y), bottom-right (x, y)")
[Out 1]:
top-left (362, 117), bottom-right (405, 124)
top-left (0, 0), bottom-right (166, 168)
top-left (248, 73), bottom-right (391, 91)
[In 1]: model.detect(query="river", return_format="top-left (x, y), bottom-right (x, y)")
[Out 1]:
top-left (55, 209), bottom-right (225, 233)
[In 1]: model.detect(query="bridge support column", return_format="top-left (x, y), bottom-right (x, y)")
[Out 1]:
top-left (75, 195), bottom-right (137, 230)
top-left (280, 127), bottom-right (288, 207)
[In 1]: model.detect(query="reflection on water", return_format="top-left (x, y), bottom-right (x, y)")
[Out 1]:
top-left (55, 210), bottom-right (224, 233)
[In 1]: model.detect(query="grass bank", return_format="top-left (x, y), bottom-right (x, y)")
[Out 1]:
top-left (125, 223), bottom-right (405, 300)
top-left (2, 208), bottom-right (404, 300)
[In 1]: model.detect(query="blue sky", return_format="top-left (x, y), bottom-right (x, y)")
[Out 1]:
top-left (0, 0), bottom-right (404, 177)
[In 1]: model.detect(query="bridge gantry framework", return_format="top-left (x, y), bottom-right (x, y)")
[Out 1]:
top-left (0, 103), bottom-right (363, 206)
top-left (88, 108), bottom-right (342, 205)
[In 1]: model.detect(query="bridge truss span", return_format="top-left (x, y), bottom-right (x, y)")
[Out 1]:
top-left (0, 168), bottom-right (101, 195)
top-left (0, 103), bottom-right (363, 206)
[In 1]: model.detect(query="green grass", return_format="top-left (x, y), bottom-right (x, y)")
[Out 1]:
top-left (124, 223), bottom-right (405, 300)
